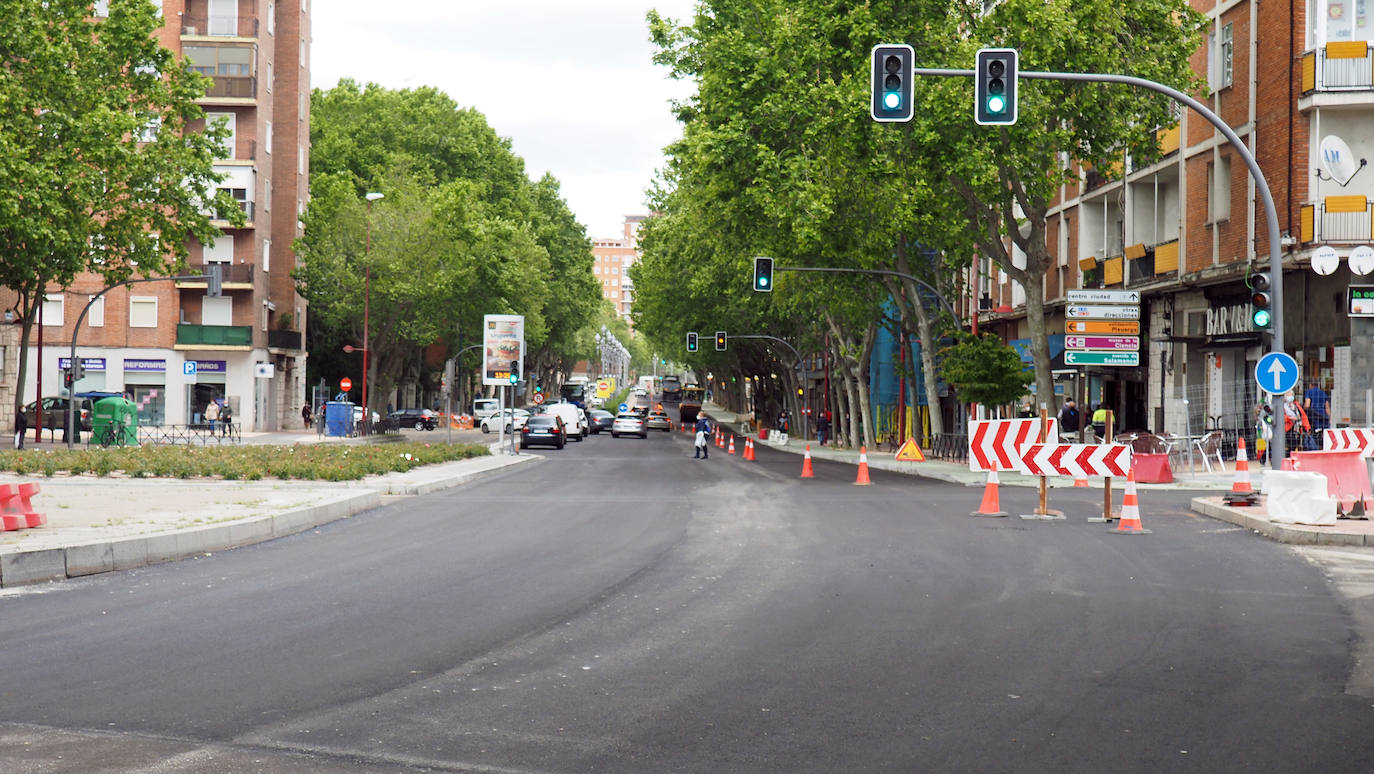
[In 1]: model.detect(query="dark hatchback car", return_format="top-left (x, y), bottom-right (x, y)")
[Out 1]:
top-left (24, 397), bottom-right (95, 435)
top-left (387, 408), bottom-right (437, 430)
top-left (520, 415), bottom-right (566, 449)
top-left (588, 409), bottom-right (615, 434)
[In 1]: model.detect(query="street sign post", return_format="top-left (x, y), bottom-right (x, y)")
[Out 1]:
top-left (1066, 290), bottom-right (1141, 304)
top-left (1065, 351), bottom-right (1140, 367)
top-left (1254, 352), bottom-right (1299, 395)
top-left (1066, 304), bottom-right (1141, 320)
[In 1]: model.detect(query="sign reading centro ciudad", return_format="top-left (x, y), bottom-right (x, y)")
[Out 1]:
top-left (1063, 289), bottom-right (1141, 367)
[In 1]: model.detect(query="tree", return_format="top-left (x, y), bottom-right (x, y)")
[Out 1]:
top-left (0, 0), bottom-right (241, 415)
top-left (938, 333), bottom-right (1031, 409)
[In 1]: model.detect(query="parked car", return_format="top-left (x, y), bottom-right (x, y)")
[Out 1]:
top-left (472, 399), bottom-right (500, 419)
top-left (611, 412), bottom-right (647, 439)
top-left (24, 397), bottom-right (94, 435)
top-left (588, 409), bottom-right (615, 434)
top-left (520, 415), bottom-right (566, 449)
top-left (645, 410), bottom-right (672, 432)
top-left (387, 408), bottom-right (437, 430)
top-left (480, 408), bottom-right (530, 434)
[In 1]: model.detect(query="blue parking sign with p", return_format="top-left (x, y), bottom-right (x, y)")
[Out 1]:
top-left (184, 361), bottom-right (197, 375)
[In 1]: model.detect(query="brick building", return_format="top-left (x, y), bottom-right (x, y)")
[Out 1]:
top-left (10, 0), bottom-right (310, 432)
top-left (966, 0), bottom-right (1374, 439)
top-left (592, 215), bottom-right (648, 324)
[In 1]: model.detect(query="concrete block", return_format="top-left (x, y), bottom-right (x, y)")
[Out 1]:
top-left (110, 537), bottom-right (150, 571)
top-left (227, 517), bottom-right (273, 546)
top-left (144, 533), bottom-right (180, 564)
top-left (1, 549), bottom-right (67, 586)
top-left (66, 542), bottom-right (115, 577)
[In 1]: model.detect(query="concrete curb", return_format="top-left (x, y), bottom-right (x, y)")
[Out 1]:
top-left (0, 452), bottom-right (538, 588)
top-left (1189, 496), bottom-right (1374, 546)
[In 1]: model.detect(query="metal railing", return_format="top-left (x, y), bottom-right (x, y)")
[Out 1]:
top-left (181, 15), bottom-right (259, 38)
top-left (94, 423), bottom-right (243, 446)
top-left (1311, 202), bottom-right (1373, 243)
top-left (1302, 47), bottom-right (1374, 92)
top-left (928, 432), bottom-right (969, 463)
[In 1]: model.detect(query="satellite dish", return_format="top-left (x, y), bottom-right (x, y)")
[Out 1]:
top-left (1312, 245), bottom-right (1340, 276)
top-left (1320, 135), bottom-right (1358, 184)
top-left (1350, 245), bottom-right (1374, 276)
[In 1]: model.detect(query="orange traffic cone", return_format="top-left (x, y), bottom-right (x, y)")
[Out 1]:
top-left (1110, 470), bottom-right (1151, 534)
top-left (854, 446), bottom-right (873, 485)
top-left (970, 470), bottom-right (1008, 517)
top-left (717, 431), bottom-right (725, 449)
top-left (1223, 437), bottom-right (1259, 506)
top-left (1073, 472), bottom-right (1089, 488)
top-left (800, 445), bottom-right (815, 478)
top-left (744, 438), bottom-right (755, 461)
top-left (728, 435), bottom-right (736, 455)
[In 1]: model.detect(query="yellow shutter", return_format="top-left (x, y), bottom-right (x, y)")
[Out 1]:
top-left (1301, 204), bottom-right (1315, 243)
top-left (1326, 195), bottom-right (1368, 213)
top-left (1153, 241), bottom-right (1179, 274)
top-left (1326, 41), bottom-right (1369, 59)
top-left (1124, 243), bottom-right (1147, 260)
top-left (1104, 257), bottom-right (1123, 285)
top-left (1156, 126), bottom-right (1180, 155)
top-left (1078, 256), bottom-right (1098, 271)
top-left (1302, 51), bottom-right (1317, 92)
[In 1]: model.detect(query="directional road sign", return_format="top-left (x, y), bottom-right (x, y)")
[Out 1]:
top-left (1065, 351), bottom-right (1140, 367)
top-left (1065, 335), bottom-right (1140, 351)
top-left (1066, 320), bottom-right (1140, 335)
top-left (1020, 443), bottom-right (1132, 478)
top-left (1066, 304), bottom-right (1141, 320)
top-left (618, 403), bottom-right (629, 414)
top-left (1254, 352), bottom-right (1299, 395)
top-left (1066, 290), bottom-right (1141, 304)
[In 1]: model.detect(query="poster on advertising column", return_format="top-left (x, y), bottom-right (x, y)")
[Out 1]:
top-left (482, 314), bottom-right (525, 386)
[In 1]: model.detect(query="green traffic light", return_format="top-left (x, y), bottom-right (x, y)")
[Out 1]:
top-left (1252, 309), bottom-right (1271, 328)
top-left (987, 95), bottom-right (1006, 113)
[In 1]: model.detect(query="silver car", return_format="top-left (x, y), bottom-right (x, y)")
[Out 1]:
top-left (645, 410), bottom-right (672, 432)
top-left (610, 412), bottom-right (647, 439)
top-left (480, 408), bottom-right (530, 434)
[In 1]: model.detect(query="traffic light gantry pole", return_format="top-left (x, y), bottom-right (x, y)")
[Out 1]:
top-left (898, 65), bottom-right (1288, 466)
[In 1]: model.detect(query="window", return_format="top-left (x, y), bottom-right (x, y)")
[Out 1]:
top-left (263, 239), bottom-right (271, 272)
top-left (298, 145), bottom-right (305, 175)
top-left (1208, 23), bottom-right (1234, 91)
top-left (206, 112), bottom-right (235, 158)
top-left (42, 294), bottom-right (64, 326)
top-left (1208, 156), bottom-right (1232, 223)
top-left (205, 234), bottom-right (234, 263)
top-left (265, 121), bottom-right (272, 154)
top-left (183, 45), bottom-right (253, 77)
top-left (203, 296), bottom-right (233, 326)
top-left (94, 0), bottom-right (109, 16)
top-left (611, 266), bottom-right (618, 274)
top-left (1220, 23), bottom-right (1233, 89)
top-left (151, 0), bottom-right (162, 17)
top-left (87, 296), bottom-right (105, 328)
top-left (267, 1), bottom-right (275, 34)
top-left (130, 297), bottom-right (158, 328)
top-left (594, 266), bottom-right (601, 275)
top-left (264, 181), bottom-right (271, 213)
top-left (300, 39), bottom-right (306, 64)
top-left (137, 116), bottom-right (161, 143)
top-left (266, 62), bottom-right (273, 93)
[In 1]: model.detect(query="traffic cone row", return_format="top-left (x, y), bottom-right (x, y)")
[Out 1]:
top-left (728, 435), bottom-right (736, 455)
top-left (854, 447), bottom-right (872, 486)
top-left (1223, 437), bottom-right (1259, 506)
top-left (1111, 470), bottom-right (1151, 534)
top-left (969, 470), bottom-right (1008, 517)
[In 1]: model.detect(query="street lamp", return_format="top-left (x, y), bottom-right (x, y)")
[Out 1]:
top-left (363, 192), bottom-right (383, 430)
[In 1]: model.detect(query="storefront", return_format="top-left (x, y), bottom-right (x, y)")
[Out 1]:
top-left (187, 360), bottom-right (228, 424)
top-left (123, 359), bottom-right (167, 426)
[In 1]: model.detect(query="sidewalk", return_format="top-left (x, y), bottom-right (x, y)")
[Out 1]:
top-left (0, 434), bottom-right (535, 588)
top-left (701, 403), bottom-right (1374, 545)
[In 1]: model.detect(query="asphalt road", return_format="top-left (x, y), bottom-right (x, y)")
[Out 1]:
top-left (1, 429), bottom-right (1371, 773)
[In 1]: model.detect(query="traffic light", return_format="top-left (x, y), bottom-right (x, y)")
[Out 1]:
top-left (63, 370), bottom-right (73, 389)
top-left (686, 331), bottom-right (699, 353)
top-left (508, 359), bottom-right (520, 385)
top-left (1250, 271), bottom-right (1273, 329)
top-left (753, 256), bottom-right (774, 292)
top-left (974, 48), bottom-right (1018, 125)
top-left (870, 44), bottom-right (914, 122)
top-left (71, 357), bottom-right (84, 383)
top-left (715, 331), bottom-right (727, 351)
top-left (797, 387), bottom-right (803, 396)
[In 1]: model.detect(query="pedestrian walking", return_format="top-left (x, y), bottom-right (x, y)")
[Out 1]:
top-left (1303, 379), bottom-right (1330, 434)
top-left (14, 408), bottom-right (27, 450)
top-left (220, 401), bottom-right (233, 437)
top-left (694, 415), bottom-right (711, 459)
top-left (302, 403), bottom-right (312, 429)
top-left (204, 399), bottom-right (219, 433)
top-left (817, 412), bottom-right (831, 446)
top-left (1057, 398), bottom-right (1081, 442)
top-left (1091, 403), bottom-right (1108, 443)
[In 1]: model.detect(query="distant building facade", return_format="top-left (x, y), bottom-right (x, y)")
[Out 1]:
top-left (591, 215), bottom-right (648, 324)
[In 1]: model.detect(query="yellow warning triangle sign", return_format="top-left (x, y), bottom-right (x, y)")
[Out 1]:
top-left (894, 437), bottom-right (927, 462)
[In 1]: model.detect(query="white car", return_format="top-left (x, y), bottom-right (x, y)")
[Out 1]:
top-left (536, 402), bottom-right (589, 440)
top-left (481, 408), bottom-right (530, 434)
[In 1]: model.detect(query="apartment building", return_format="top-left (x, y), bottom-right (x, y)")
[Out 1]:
top-left (15, 0), bottom-right (310, 431)
top-left (592, 215), bottom-right (648, 324)
top-left (968, 0), bottom-right (1374, 438)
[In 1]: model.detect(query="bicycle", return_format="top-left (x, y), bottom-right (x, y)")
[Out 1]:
top-left (97, 425), bottom-right (127, 449)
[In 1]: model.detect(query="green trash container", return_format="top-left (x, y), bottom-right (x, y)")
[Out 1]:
top-left (92, 397), bottom-right (138, 447)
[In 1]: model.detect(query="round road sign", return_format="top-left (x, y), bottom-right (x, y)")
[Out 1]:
top-left (532, 392), bottom-right (545, 405)
top-left (340, 377), bottom-right (353, 392)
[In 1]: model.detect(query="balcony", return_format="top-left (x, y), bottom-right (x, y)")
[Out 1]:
top-left (211, 199), bottom-right (255, 227)
top-left (181, 15), bottom-right (259, 38)
top-left (177, 324), bottom-right (253, 349)
top-left (201, 74), bottom-right (256, 100)
top-left (1300, 197), bottom-right (1373, 243)
top-left (177, 263), bottom-right (255, 289)
top-left (268, 329), bottom-right (302, 350)
top-left (1301, 43), bottom-right (1374, 94)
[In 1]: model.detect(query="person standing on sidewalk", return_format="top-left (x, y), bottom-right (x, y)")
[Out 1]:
top-left (694, 415), bottom-right (711, 459)
top-left (1091, 403), bottom-right (1108, 443)
top-left (1057, 398), bottom-right (1080, 442)
top-left (220, 401), bottom-right (233, 437)
top-left (817, 412), bottom-right (831, 446)
top-left (204, 399), bottom-right (219, 434)
top-left (14, 408), bottom-right (27, 450)
top-left (1303, 379), bottom-right (1330, 435)
top-left (302, 403), bottom-right (312, 429)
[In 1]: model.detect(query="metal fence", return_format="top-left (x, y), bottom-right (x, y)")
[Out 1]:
top-left (928, 433), bottom-right (969, 463)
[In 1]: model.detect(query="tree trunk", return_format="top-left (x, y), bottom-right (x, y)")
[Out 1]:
top-left (857, 322), bottom-right (877, 448)
top-left (891, 246), bottom-right (946, 439)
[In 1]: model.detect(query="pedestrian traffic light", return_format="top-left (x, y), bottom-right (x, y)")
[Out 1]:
top-left (715, 331), bottom-right (727, 351)
top-left (508, 359), bottom-right (520, 384)
top-left (870, 44), bottom-right (915, 122)
top-left (63, 370), bottom-right (73, 389)
top-left (686, 331), bottom-right (699, 353)
top-left (753, 256), bottom-right (774, 292)
top-left (974, 48), bottom-right (1018, 125)
top-left (1250, 270), bottom-right (1272, 329)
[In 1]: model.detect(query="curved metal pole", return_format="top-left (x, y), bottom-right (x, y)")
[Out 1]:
top-left (732, 334), bottom-right (808, 441)
top-left (67, 274), bottom-right (208, 449)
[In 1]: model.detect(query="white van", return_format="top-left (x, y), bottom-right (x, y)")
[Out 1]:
top-left (537, 402), bottom-right (589, 440)
top-left (472, 399), bottom-right (499, 419)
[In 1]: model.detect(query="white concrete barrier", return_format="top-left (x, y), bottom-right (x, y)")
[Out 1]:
top-left (1261, 470), bottom-right (1337, 525)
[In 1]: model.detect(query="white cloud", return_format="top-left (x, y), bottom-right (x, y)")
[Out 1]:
top-left (311, 0), bottom-right (698, 238)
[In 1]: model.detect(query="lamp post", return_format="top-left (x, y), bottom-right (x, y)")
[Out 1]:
top-left (363, 192), bottom-right (384, 430)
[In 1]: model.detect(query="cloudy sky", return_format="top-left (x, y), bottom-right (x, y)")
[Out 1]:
top-left (311, 1), bottom-right (699, 240)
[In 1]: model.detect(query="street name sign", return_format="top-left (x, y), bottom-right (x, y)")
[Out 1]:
top-left (1065, 335), bottom-right (1140, 351)
top-left (1065, 320), bottom-right (1140, 335)
top-left (968, 418), bottom-right (1059, 473)
top-left (1065, 351), bottom-right (1140, 367)
top-left (1254, 352), bottom-right (1299, 395)
top-left (1066, 304), bottom-right (1141, 320)
top-left (1020, 443), bottom-right (1132, 478)
top-left (1066, 290), bottom-right (1140, 304)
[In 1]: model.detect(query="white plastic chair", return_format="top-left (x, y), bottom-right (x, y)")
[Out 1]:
top-left (1190, 430), bottom-right (1226, 473)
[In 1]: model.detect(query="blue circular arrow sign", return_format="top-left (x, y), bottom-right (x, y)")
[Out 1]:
top-left (1255, 352), bottom-right (1299, 395)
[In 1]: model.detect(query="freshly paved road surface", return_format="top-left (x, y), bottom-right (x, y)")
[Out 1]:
top-left (1, 429), bottom-right (1371, 772)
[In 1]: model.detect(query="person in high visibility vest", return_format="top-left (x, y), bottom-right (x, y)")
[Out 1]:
top-left (1091, 404), bottom-right (1109, 443)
